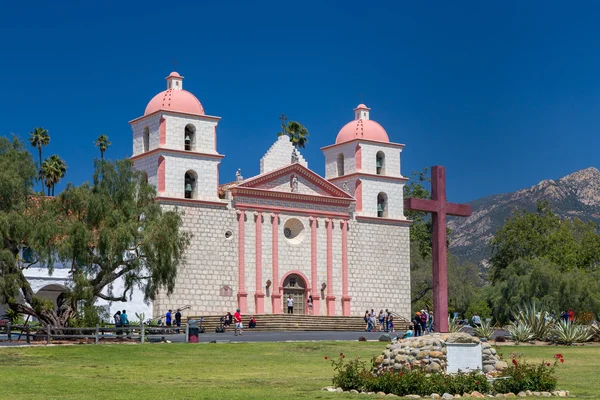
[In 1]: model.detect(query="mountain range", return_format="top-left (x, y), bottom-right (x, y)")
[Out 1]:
top-left (448, 167), bottom-right (600, 271)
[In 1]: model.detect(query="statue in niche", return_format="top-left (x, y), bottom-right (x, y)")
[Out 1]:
top-left (291, 175), bottom-right (299, 193)
top-left (291, 149), bottom-right (299, 164)
top-left (236, 169), bottom-right (243, 182)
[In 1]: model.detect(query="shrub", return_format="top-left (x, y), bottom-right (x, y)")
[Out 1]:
top-left (473, 320), bottom-right (495, 340)
top-left (328, 355), bottom-right (491, 396)
top-left (493, 354), bottom-right (561, 393)
top-left (511, 301), bottom-right (553, 340)
top-left (448, 316), bottom-right (465, 333)
top-left (507, 323), bottom-right (534, 344)
top-left (329, 353), bottom-right (366, 390)
top-left (591, 324), bottom-right (600, 341)
top-left (549, 320), bottom-right (593, 345)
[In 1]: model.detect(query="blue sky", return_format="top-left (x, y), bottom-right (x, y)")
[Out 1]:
top-left (2, 1), bottom-right (600, 203)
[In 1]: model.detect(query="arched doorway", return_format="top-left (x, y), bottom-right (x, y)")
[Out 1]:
top-left (281, 273), bottom-right (307, 314)
top-left (36, 284), bottom-right (67, 310)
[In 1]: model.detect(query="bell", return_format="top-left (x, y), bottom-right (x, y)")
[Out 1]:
top-left (185, 135), bottom-right (191, 143)
top-left (376, 158), bottom-right (382, 168)
top-left (185, 183), bottom-right (192, 192)
top-left (377, 203), bottom-right (384, 212)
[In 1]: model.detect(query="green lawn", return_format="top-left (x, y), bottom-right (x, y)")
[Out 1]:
top-left (0, 342), bottom-right (599, 399)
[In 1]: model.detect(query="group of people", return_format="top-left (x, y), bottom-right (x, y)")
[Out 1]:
top-left (165, 309), bottom-right (183, 329)
top-left (113, 310), bottom-right (129, 336)
top-left (364, 309), bottom-right (395, 332)
top-left (408, 309), bottom-right (434, 337)
top-left (559, 310), bottom-right (575, 323)
top-left (222, 309), bottom-right (253, 334)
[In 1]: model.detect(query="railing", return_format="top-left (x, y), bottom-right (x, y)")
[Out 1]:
top-left (0, 322), bottom-right (191, 344)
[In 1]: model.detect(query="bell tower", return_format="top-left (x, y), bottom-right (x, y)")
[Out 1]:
top-left (129, 71), bottom-right (224, 202)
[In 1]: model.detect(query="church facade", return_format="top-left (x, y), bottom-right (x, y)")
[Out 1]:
top-left (129, 72), bottom-right (411, 318)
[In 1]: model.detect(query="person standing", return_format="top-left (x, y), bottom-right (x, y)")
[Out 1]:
top-left (420, 310), bottom-right (428, 334)
top-left (568, 309), bottom-right (575, 324)
top-left (175, 309), bottom-right (182, 333)
top-left (307, 295), bottom-right (313, 315)
top-left (166, 309), bottom-right (172, 327)
top-left (113, 311), bottom-right (122, 336)
top-left (120, 310), bottom-right (129, 338)
top-left (413, 312), bottom-right (422, 337)
top-left (286, 295), bottom-right (294, 314)
top-left (233, 308), bottom-right (243, 336)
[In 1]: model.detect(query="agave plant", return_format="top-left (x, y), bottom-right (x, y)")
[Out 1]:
top-left (507, 323), bottom-right (534, 344)
top-left (473, 320), bottom-right (495, 340)
top-left (591, 324), bottom-right (600, 341)
top-left (550, 320), bottom-right (593, 345)
top-left (511, 301), bottom-right (554, 341)
top-left (448, 316), bottom-right (465, 333)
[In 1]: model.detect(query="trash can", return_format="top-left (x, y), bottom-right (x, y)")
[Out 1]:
top-left (188, 319), bottom-right (199, 343)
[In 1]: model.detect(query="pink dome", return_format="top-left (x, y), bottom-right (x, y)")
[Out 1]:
top-left (167, 71), bottom-right (181, 78)
top-left (144, 89), bottom-right (205, 116)
top-left (335, 104), bottom-right (389, 144)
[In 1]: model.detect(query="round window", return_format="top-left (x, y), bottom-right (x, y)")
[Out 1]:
top-left (283, 218), bottom-right (305, 244)
top-left (225, 230), bottom-right (233, 240)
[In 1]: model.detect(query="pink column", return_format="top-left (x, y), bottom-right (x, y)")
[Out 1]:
top-left (254, 212), bottom-right (265, 314)
top-left (271, 213), bottom-right (282, 313)
top-left (236, 210), bottom-right (248, 313)
top-left (341, 220), bottom-right (351, 316)
top-left (309, 217), bottom-right (320, 315)
top-left (325, 218), bottom-right (336, 316)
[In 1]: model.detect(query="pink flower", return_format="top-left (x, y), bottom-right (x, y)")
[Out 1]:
top-left (560, 358), bottom-right (564, 363)
top-left (512, 359), bottom-right (518, 366)
top-left (325, 356), bottom-right (328, 360)
top-left (546, 363), bottom-right (551, 367)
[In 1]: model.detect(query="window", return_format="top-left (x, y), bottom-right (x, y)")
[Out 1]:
top-left (184, 124), bottom-right (196, 151)
top-left (376, 151), bottom-right (385, 175)
top-left (337, 153), bottom-right (345, 176)
top-left (377, 192), bottom-right (388, 218)
top-left (184, 170), bottom-right (198, 199)
top-left (143, 127), bottom-right (150, 152)
top-left (283, 218), bottom-right (305, 244)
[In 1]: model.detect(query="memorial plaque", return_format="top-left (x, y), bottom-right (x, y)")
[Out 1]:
top-left (446, 343), bottom-right (482, 373)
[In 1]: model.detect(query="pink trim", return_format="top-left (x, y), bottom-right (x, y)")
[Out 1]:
top-left (129, 110), bottom-right (221, 124)
top-left (231, 187), bottom-right (354, 206)
top-left (156, 197), bottom-right (228, 207)
top-left (130, 147), bottom-right (224, 162)
top-left (271, 214), bottom-right (282, 314)
top-left (329, 172), bottom-right (408, 183)
top-left (159, 117), bottom-right (166, 145)
top-left (237, 210), bottom-right (248, 313)
top-left (326, 219), bottom-right (336, 316)
top-left (236, 163), bottom-right (352, 199)
top-left (321, 138), bottom-right (405, 151)
top-left (235, 203), bottom-right (349, 219)
top-left (157, 156), bottom-right (165, 193)
top-left (355, 215), bottom-right (412, 226)
top-left (254, 212), bottom-right (264, 314)
top-left (355, 144), bottom-right (362, 171)
top-left (279, 270), bottom-right (310, 291)
top-left (355, 180), bottom-right (362, 213)
top-left (310, 217), bottom-right (320, 315)
top-left (341, 220), bottom-right (350, 316)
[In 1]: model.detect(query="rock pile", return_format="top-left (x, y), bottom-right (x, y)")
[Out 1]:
top-left (374, 332), bottom-right (507, 375)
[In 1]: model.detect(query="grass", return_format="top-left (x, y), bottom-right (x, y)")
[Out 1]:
top-left (0, 342), bottom-right (599, 399)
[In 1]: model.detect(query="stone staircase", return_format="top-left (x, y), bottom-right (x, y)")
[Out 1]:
top-left (185, 313), bottom-right (410, 332)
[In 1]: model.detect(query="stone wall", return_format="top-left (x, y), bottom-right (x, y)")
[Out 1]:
top-left (260, 136), bottom-right (308, 174)
top-left (348, 220), bottom-right (411, 319)
top-left (376, 332), bottom-right (506, 375)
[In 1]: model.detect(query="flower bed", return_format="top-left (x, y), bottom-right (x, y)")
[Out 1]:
top-left (325, 351), bottom-right (566, 397)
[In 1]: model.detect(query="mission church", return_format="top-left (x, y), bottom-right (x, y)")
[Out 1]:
top-left (130, 71), bottom-right (412, 318)
top-left (3, 71), bottom-right (412, 321)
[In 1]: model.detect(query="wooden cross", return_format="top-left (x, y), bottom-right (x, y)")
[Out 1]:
top-left (404, 166), bottom-right (472, 333)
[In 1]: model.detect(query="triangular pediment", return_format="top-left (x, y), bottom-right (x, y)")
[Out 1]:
top-left (236, 163), bottom-right (353, 199)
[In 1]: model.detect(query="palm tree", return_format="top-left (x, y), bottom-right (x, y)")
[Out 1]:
top-left (41, 155), bottom-right (67, 196)
top-left (277, 120), bottom-right (309, 149)
top-left (94, 134), bottom-right (111, 160)
top-left (29, 127), bottom-right (50, 188)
